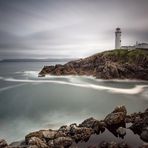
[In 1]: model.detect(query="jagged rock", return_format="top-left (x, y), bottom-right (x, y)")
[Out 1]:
top-left (28, 137), bottom-right (48, 148)
top-left (79, 117), bottom-right (105, 134)
top-left (58, 125), bottom-right (70, 134)
top-left (38, 49), bottom-right (148, 80)
top-left (47, 140), bottom-right (54, 147)
top-left (25, 130), bottom-right (43, 143)
top-left (53, 137), bottom-right (73, 147)
top-left (79, 117), bottom-right (97, 128)
top-left (112, 106), bottom-right (127, 116)
top-left (54, 131), bottom-right (67, 139)
top-left (145, 108), bottom-right (148, 113)
top-left (116, 127), bottom-right (126, 137)
top-left (140, 127), bottom-right (148, 142)
top-left (68, 124), bottom-right (94, 142)
top-left (129, 117), bottom-right (148, 132)
top-left (2, 106), bottom-right (148, 147)
top-left (25, 129), bottom-right (57, 143)
top-left (129, 110), bottom-right (148, 142)
top-left (0, 139), bottom-right (8, 148)
top-left (42, 129), bottom-right (57, 140)
top-left (104, 106), bottom-right (126, 126)
top-left (125, 115), bottom-right (132, 123)
top-left (9, 140), bottom-right (26, 147)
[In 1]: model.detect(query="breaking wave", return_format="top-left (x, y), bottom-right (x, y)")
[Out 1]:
top-left (0, 74), bottom-right (148, 95)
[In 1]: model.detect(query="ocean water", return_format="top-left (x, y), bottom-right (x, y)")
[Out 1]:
top-left (0, 61), bottom-right (148, 146)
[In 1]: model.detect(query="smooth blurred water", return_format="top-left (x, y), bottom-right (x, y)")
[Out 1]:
top-left (0, 62), bottom-right (148, 144)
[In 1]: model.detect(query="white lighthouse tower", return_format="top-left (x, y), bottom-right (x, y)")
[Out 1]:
top-left (115, 27), bottom-right (121, 49)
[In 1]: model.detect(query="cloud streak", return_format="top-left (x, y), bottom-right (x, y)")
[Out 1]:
top-left (0, 0), bottom-right (148, 59)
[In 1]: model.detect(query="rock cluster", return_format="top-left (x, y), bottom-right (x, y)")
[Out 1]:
top-left (38, 49), bottom-right (148, 80)
top-left (0, 139), bottom-right (8, 148)
top-left (129, 109), bottom-right (148, 142)
top-left (1, 105), bottom-right (148, 148)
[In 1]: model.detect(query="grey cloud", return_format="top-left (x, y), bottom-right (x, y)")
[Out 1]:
top-left (0, 0), bottom-right (148, 59)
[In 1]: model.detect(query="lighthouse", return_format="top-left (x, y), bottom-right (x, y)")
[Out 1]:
top-left (115, 27), bottom-right (121, 49)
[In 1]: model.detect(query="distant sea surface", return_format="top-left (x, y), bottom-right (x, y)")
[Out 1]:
top-left (0, 61), bottom-right (148, 146)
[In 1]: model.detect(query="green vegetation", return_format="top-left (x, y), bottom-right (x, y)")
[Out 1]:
top-left (100, 49), bottom-right (148, 63)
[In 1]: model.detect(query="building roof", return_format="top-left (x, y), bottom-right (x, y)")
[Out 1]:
top-left (137, 43), bottom-right (148, 45)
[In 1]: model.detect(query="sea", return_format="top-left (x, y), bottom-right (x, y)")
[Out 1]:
top-left (0, 61), bottom-right (148, 147)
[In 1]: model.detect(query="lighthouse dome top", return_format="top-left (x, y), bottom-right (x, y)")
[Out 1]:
top-left (115, 27), bottom-right (121, 34)
top-left (116, 27), bottom-right (121, 30)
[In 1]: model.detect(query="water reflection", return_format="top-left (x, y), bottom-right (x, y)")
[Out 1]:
top-left (72, 125), bottom-right (145, 148)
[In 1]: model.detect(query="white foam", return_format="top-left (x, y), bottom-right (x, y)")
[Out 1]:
top-left (23, 71), bottom-right (39, 77)
top-left (13, 71), bottom-right (148, 83)
top-left (1, 77), bottom-right (148, 95)
top-left (1, 70), bottom-right (148, 95)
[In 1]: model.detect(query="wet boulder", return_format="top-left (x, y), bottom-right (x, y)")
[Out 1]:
top-left (54, 131), bottom-right (67, 139)
top-left (104, 112), bottom-right (126, 126)
top-left (53, 137), bottom-right (73, 147)
top-left (104, 106), bottom-right (127, 126)
top-left (129, 113), bottom-right (148, 142)
top-left (42, 129), bottom-right (57, 140)
top-left (79, 117), bottom-right (97, 128)
top-left (0, 139), bottom-right (8, 148)
top-left (129, 117), bottom-right (148, 134)
top-left (69, 124), bottom-right (94, 142)
top-left (79, 117), bottom-right (105, 134)
top-left (9, 140), bottom-right (26, 148)
top-left (25, 129), bottom-right (57, 144)
top-left (28, 137), bottom-right (48, 148)
top-left (116, 127), bottom-right (126, 137)
top-left (112, 105), bottom-right (127, 115)
top-left (140, 127), bottom-right (148, 142)
top-left (58, 125), bottom-right (70, 134)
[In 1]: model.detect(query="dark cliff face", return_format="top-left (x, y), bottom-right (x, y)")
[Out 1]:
top-left (39, 49), bottom-right (148, 80)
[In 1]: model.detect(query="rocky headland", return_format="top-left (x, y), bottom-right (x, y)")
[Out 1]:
top-left (39, 49), bottom-right (148, 80)
top-left (1, 105), bottom-right (148, 148)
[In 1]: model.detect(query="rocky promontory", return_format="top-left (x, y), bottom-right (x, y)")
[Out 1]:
top-left (1, 105), bottom-right (148, 148)
top-left (39, 49), bottom-right (148, 80)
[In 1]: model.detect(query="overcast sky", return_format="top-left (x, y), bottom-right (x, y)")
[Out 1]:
top-left (0, 0), bottom-right (148, 59)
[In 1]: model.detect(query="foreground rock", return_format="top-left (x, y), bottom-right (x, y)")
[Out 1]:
top-left (129, 108), bottom-right (148, 142)
top-left (49, 137), bottom-right (73, 147)
top-left (1, 105), bottom-right (148, 148)
top-left (39, 49), bottom-right (148, 80)
top-left (0, 139), bottom-right (8, 148)
top-left (104, 106), bottom-right (127, 126)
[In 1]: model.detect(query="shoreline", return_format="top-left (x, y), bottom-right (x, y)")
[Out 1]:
top-left (38, 49), bottom-right (148, 81)
top-left (1, 105), bottom-right (148, 148)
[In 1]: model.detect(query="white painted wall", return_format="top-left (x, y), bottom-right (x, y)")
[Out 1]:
top-left (136, 43), bottom-right (148, 49)
top-left (115, 28), bottom-right (121, 49)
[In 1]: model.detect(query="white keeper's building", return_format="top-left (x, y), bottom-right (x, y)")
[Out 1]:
top-left (114, 27), bottom-right (148, 50)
